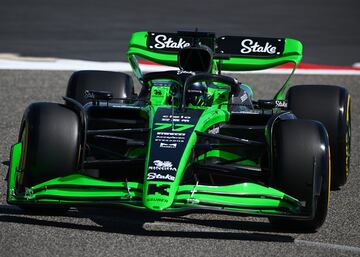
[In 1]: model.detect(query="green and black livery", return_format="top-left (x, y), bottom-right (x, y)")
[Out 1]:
top-left (6, 31), bottom-right (351, 231)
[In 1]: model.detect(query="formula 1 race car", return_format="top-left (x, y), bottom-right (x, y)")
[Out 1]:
top-left (6, 31), bottom-right (351, 231)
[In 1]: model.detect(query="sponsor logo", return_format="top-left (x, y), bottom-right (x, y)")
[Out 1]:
top-left (240, 92), bottom-right (248, 103)
top-left (154, 123), bottom-right (194, 132)
top-left (155, 131), bottom-right (186, 143)
top-left (153, 89), bottom-right (162, 96)
top-left (147, 172), bottom-right (175, 181)
top-left (84, 90), bottom-right (95, 99)
top-left (148, 184), bottom-right (170, 196)
top-left (207, 126), bottom-right (220, 134)
top-left (161, 115), bottom-right (191, 123)
top-left (148, 160), bottom-right (177, 172)
top-left (156, 132), bottom-right (185, 136)
top-left (177, 70), bottom-right (194, 75)
top-left (275, 100), bottom-right (288, 108)
top-left (187, 89), bottom-right (203, 94)
top-left (160, 142), bottom-right (177, 148)
top-left (240, 39), bottom-right (277, 55)
top-left (146, 197), bottom-right (169, 203)
top-left (151, 34), bottom-right (191, 49)
top-left (237, 110), bottom-right (257, 114)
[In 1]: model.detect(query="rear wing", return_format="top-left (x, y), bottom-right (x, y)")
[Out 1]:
top-left (127, 31), bottom-right (303, 71)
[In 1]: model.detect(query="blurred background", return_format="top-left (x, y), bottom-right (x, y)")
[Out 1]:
top-left (0, 0), bottom-right (359, 66)
top-left (0, 2), bottom-right (360, 257)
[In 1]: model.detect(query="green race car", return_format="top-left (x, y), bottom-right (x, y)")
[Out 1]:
top-left (6, 31), bottom-right (351, 231)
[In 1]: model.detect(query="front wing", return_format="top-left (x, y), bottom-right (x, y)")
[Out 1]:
top-left (7, 143), bottom-right (313, 220)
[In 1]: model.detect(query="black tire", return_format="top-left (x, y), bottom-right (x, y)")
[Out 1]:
top-left (287, 85), bottom-right (351, 189)
top-left (269, 119), bottom-right (330, 231)
top-left (18, 102), bottom-right (81, 190)
top-left (66, 70), bottom-right (135, 105)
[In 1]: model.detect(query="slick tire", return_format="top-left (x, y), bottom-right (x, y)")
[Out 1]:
top-left (287, 85), bottom-right (351, 189)
top-left (269, 119), bottom-right (330, 231)
top-left (18, 102), bottom-right (81, 189)
top-left (66, 70), bottom-right (135, 105)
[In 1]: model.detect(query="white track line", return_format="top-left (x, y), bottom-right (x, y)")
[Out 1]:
top-left (295, 239), bottom-right (360, 253)
top-left (0, 59), bottom-right (133, 72)
top-left (231, 69), bottom-right (360, 75)
top-left (1, 58), bottom-right (360, 75)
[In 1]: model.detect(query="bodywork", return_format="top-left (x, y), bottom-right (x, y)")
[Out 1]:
top-left (7, 31), bottom-right (314, 219)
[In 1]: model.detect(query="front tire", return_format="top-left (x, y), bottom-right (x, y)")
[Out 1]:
top-left (18, 102), bottom-right (81, 190)
top-left (269, 119), bottom-right (330, 231)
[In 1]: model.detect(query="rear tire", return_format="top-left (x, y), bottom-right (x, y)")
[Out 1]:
top-left (269, 119), bottom-right (330, 231)
top-left (66, 70), bottom-right (135, 105)
top-left (287, 85), bottom-right (351, 189)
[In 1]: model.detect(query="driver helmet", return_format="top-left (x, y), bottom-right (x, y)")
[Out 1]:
top-left (186, 82), bottom-right (208, 106)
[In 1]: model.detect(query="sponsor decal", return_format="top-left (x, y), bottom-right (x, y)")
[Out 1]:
top-left (207, 126), bottom-right (220, 134)
top-left (160, 142), bottom-right (177, 148)
top-left (148, 160), bottom-right (177, 172)
top-left (154, 123), bottom-right (194, 132)
top-left (236, 110), bottom-right (257, 114)
top-left (187, 89), bottom-right (203, 94)
top-left (150, 34), bottom-right (191, 49)
top-left (148, 184), bottom-right (170, 196)
top-left (216, 36), bottom-right (284, 57)
top-left (155, 131), bottom-right (185, 143)
top-left (145, 197), bottom-right (169, 203)
top-left (177, 70), bottom-right (194, 75)
top-left (84, 90), bottom-right (95, 99)
top-left (147, 108), bottom-right (203, 181)
top-left (275, 100), bottom-right (288, 108)
top-left (153, 89), bottom-right (162, 96)
top-left (240, 92), bottom-right (248, 103)
top-left (161, 115), bottom-right (191, 123)
top-left (147, 32), bottom-right (215, 52)
top-left (147, 172), bottom-right (175, 181)
top-left (240, 39), bottom-right (277, 55)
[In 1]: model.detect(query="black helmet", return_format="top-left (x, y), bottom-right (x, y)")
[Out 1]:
top-left (186, 82), bottom-right (208, 106)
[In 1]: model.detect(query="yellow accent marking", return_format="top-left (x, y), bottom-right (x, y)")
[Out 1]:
top-left (345, 94), bottom-right (351, 177)
top-left (346, 95), bottom-right (350, 123)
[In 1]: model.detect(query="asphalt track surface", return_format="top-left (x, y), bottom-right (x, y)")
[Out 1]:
top-left (0, 0), bottom-right (359, 65)
top-left (0, 71), bottom-right (359, 257)
top-left (0, 0), bottom-right (360, 256)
